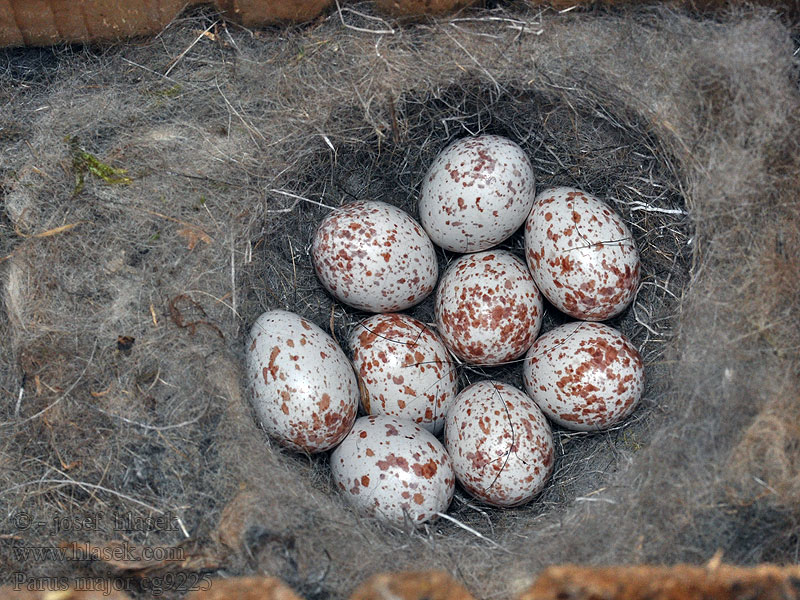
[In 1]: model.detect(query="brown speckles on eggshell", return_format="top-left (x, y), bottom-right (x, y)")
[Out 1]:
top-left (411, 459), bottom-right (438, 479)
top-left (376, 453), bottom-right (409, 471)
top-left (319, 393), bottom-right (331, 411)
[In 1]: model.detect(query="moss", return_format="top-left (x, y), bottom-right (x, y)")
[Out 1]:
top-left (66, 135), bottom-right (132, 194)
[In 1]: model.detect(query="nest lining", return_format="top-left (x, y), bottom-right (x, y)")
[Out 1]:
top-left (0, 4), bottom-right (799, 599)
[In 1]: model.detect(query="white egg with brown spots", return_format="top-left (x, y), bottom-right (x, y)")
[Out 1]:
top-left (311, 201), bottom-right (438, 313)
top-left (419, 135), bottom-right (536, 253)
top-left (435, 250), bottom-right (543, 366)
top-left (444, 381), bottom-right (554, 507)
top-left (349, 314), bottom-right (458, 434)
top-left (246, 310), bottom-right (359, 453)
top-left (523, 321), bottom-right (645, 431)
top-left (524, 187), bottom-right (640, 321)
top-left (331, 415), bottom-right (455, 526)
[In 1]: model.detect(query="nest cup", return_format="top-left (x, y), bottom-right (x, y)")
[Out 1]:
top-left (2, 6), bottom-right (799, 599)
top-left (243, 78), bottom-right (690, 545)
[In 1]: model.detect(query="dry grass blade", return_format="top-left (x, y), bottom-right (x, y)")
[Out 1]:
top-left (14, 222), bottom-right (84, 238)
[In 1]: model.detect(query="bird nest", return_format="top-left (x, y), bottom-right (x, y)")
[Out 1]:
top-left (1, 4), bottom-right (798, 599)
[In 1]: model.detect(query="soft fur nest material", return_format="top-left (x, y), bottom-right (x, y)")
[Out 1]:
top-left (1, 5), bottom-right (799, 599)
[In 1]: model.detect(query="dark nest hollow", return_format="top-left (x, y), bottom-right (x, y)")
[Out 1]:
top-left (1, 4), bottom-right (799, 600)
top-left (245, 79), bottom-right (690, 522)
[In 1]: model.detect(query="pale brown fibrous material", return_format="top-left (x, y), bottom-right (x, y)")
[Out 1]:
top-left (0, 4), bottom-right (798, 600)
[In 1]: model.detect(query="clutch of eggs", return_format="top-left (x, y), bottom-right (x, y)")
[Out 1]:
top-left (419, 135), bottom-right (536, 253)
top-left (523, 321), bottom-right (645, 431)
top-left (349, 313), bottom-right (458, 434)
top-left (525, 187), bottom-right (640, 320)
top-left (311, 200), bottom-right (438, 313)
top-left (246, 310), bottom-right (359, 453)
top-left (250, 136), bottom-right (648, 519)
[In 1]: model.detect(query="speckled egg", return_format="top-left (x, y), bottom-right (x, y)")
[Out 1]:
top-left (246, 310), bottom-right (359, 453)
top-left (444, 380), bottom-right (554, 507)
top-left (524, 187), bottom-right (640, 320)
top-left (523, 321), bottom-right (645, 431)
top-left (435, 250), bottom-right (543, 366)
top-left (419, 135), bottom-right (536, 253)
top-left (331, 415), bottom-right (455, 526)
top-left (349, 314), bottom-right (458, 434)
top-left (311, 201), bottom-right (438, 313)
